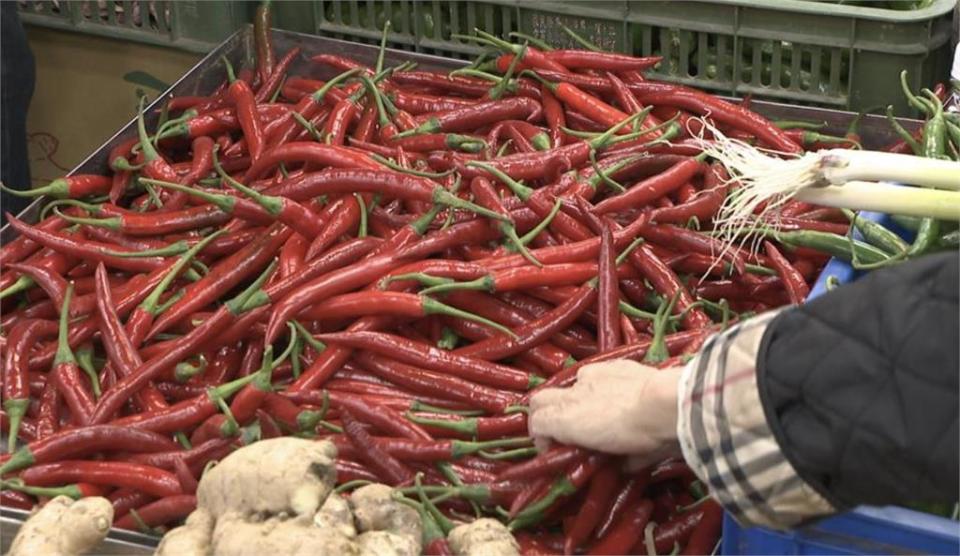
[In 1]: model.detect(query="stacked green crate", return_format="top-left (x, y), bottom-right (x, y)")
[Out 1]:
top-left (17, 0), bottom-right (252, 53)
top-left (271, 0), bottom-right (956, 114)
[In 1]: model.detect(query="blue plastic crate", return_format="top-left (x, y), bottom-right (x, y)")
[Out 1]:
top-left (721, 211), bottom-right (960, 555)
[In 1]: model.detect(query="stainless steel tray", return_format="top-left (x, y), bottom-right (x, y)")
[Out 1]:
top-left (0, 24), bottom-right (924, 551)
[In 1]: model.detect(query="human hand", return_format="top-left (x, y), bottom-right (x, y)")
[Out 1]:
top-left (529, 359), bottom-right (683, 469)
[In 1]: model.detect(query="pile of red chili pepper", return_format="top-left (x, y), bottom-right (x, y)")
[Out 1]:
top-left (6, 9), bottom-right (920, 554)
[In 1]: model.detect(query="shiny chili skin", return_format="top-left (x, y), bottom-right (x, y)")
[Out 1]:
top-left (20, 461), bottom-right (182, 497)
top-left (356, 351), bottom-right (516, 414)
top-left (227, 79), bottom-right (265, 162)
top-left (34, 378), bottom-right (61, 440)
top-left (352, 103), bottom-right (378, 143)
top-left (0, 425), bottom-right (178, 472)
top-left (495, 445), bottom-right (586, 482)
top-left (0, 213), bottom-right (69, 266)
top-left (763, 240), bottom-right (810, 304)
top-left (304, 196), bottom-right (361, 260)
top-left (590, 497), bottom-right (655, 555)
top-left (110, 488), bottom-right (155, 521)
top-left (593, 158), bottom-right (704, 214)
top-left (595, 473), bottom-right (649, 539)
top-left (650, 162), bottom-right (728, 224)
top-left (389, 71), bottom-right (491, 97)
top-left (679, 499), bottom-right (724, 555)
top-left (324, 96), bottom-right (361, 146)
top-left (407, 412), bottom-right (527, 441)
top-left (94, 263), bottom-right (168, 412)
top-left (123, 437), bottom-right (235, 470)
top-left (597, 222), bottom-right (622, 351)
top-left (254, 46), bottom-right (301, 103)
top-left (650, 504), bottom-right (711, 553)
top-left (147, 223), bottom-right (291, 339)
top-left (454, 281), bottom-right (596, 365)
top-left (114, 494), bottom-right (197, 531)
top-left (390, 90), bottom-right (477, 114)
top-left (548, 50), bottom-right (661, 71)
top-left (540, 85), bottom-right (567, 149)
top-left (318, 331), bottom-right (534, 391)
top-left (412, 97), bottom-right (542, 134)
top-left (341, 410), bottom-right (414, 486)
top-left (331, 394), bottom-right (432, 441)
top-left (75, 205), bottom-right (231, 236)
top-left (279, 233), bottom-right (308, 279)
top-left (3, 319), bottom-right (58, 410)
top-left (6, 215), bottom-right (169, 273)
top-left (243, 142), bottom-right (380, 182)
top-left (87, 306), bottom-right (236, 424)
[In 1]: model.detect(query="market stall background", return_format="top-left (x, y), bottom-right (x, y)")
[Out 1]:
top-left (4, 1), bottom-right (959, 555)
top-left (18, 0), bottom-right (957, 189)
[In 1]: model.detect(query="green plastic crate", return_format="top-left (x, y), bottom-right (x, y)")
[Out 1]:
top-left (272, 0), bottom-right (956, 114)
top-left (17, 1), bottom-right (252, 53)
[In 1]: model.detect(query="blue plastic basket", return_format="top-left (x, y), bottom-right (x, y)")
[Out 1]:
top-left (721, 212), bottom-right (960, 555)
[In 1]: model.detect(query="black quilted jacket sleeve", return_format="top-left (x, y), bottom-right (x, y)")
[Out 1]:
top-left (756, 251), bottom-right (959, 510)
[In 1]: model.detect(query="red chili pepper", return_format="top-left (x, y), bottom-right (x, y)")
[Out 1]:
top-left (114, 494), bottom-right (197, 531)
top-left (243, 142), bottom-right (380, 182)
top-left (562, 460), bottom-right (621, 553)
top-left (5, 215), bottom-right (170, 274)
top-left (330, 392), bottom-right (432, 441)
top-left (679, 499), bottom-right (724, 555)
top-left (341, 409), bottom-right (414, 486)
top-left (763, 240), bottom-right (810, 304)
top-left (356, 351), bottom-right (516, 414)
top-left (399, 97), bottom-right (541, 137)
top-left (0, 213), bottom-right (70, 266)
top-left (405, 412), bottom-right (527, 441)
top-left (1, 490), bottom-right (35, 510)
top-left (146, 223), bottom-right (291, 339)
top-left (494, 445), bottom-right (586, 482)
top-left (0, 425), bottom-right (178, 475)
top-left (304, 196), bottom-right (362, 260)
top-left (123, 437), bottom-right (235, 471)
top-left (20, 461), bottom-right (182, 497)
top-left (389, 90), bottom-right (477, 114)
top-left (597, 222), bottom-right (622, 351)
top-left (273, 231), bottom-right (306, 280)
top-left (593, 471), bottom-right (650, 540)
top-left (589, 497), bottom-right (655, 555)
top-left (34, 378), bottom-right (61, 440)
top-left (319, 331), bottom-right (537, 391)
top-left (254, 46), bottom-right (301, 103)
top-left (547, 50), bottom-right (661, 71)
top-left (351, 102), bottom-right (378, 143)
top-left (390, 71), bottom-right (491, 97)
top-left (511, 454), bottom-right (607, 529)
top-left (1, 174), bottom-right (111, 200)
top-left (647, 504), bottom-right (711, 553)
top-left (3, 319), bottom-right (58, 451)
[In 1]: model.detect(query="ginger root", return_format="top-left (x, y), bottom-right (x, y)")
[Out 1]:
top-left (197, 437), bottom-right (336, 519)
top-left (448, 518), bottom-right (521, 556)
top-left (211, 513), bottom-right (358, 556)
top-left (154, 508), bottom-right (214, 556)
top-left (7, 495), bottom-right (113, 556)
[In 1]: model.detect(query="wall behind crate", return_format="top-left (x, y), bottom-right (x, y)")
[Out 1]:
top-left (24, 26), bottom-right (199, 186)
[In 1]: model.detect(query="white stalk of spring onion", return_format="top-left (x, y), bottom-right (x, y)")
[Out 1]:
top-left (817, 150), bottom-right (960, 191)
top-left (690, 121), bottom-right (960, 249)
top-left (795, 181), bottom-right (960, 221)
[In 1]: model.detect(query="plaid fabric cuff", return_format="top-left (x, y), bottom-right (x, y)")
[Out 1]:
top-left (677, 309), bottom-right (835, 530)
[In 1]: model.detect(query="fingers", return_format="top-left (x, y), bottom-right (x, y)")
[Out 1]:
top-left (529, 386), bottom-right (575, 414)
